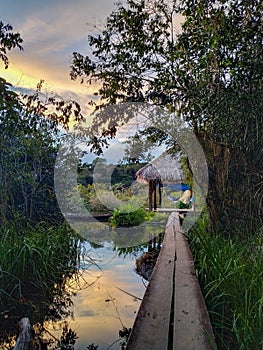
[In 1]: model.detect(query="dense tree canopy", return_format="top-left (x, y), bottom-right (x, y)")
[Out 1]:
top-left (71, 0), bottom-right (263, 233)
top-left (0, 23), bottom-right (84, 223)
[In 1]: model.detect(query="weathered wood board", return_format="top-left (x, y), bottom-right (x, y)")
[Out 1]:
top-left (126, 214), bottom-right (176, 350)
top-left (126, 213), bottom-right (215, 350)
top-left (173, 214), bottom-right (215, 349)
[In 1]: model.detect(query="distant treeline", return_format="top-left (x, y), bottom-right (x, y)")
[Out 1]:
top-left (78, 159), bottom-right (147, 188)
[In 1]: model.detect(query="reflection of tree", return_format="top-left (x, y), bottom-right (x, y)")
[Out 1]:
top-left (7, 321), bottom-right (131, 350)
top-left (112, 223), bottom-right (165, 250)
top-left (86, 344), bottom-right (98, 350)
top-left (114, 244), bottom-right (146, 258)
top-left (119, 327), bottom-right (132, 350)
top-left (114, 230), bottom-right (164, 280)
top-left (0, 288), bottom-right (76, 350)
top-left (135, 233), bottom-right (164, 281)
top-left (71, 221), bottom-right (113, 244)
top-left (53, 323), bottom-right (78, 350)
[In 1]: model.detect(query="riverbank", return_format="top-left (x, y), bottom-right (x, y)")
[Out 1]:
top-left (190, 214), bottom-right (263, 350)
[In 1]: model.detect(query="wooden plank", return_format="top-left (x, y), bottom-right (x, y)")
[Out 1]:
top-left (145, 208), bottom-right (195, 212)
top-left (126, 214), bottom-right (176, 350)
top-left (173, 214), bottom-right (215, 350)
top-left (156, 208), bottom-right (195, 212)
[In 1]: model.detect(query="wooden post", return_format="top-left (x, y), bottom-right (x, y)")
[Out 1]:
top-left (14, 318), bottom-right (32, 350)
top-left (159, 181), bottom-right (162, 206)
top-left (148, 180), bottom-right (153, 212)
top-left (153, 180), bottom-right (157, 210)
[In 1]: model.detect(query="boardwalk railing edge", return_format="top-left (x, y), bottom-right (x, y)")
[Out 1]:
top-left (126, 212), bottom-right (216, 350)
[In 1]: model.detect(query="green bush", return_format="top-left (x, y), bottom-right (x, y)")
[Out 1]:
top-left (109, 203), bottom-right (154, 227)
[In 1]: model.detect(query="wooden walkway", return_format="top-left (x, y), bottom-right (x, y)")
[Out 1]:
top-left (126, 213), bottom-right (215, 350)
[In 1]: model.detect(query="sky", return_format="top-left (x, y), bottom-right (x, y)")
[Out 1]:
top-left (0, 1), bottom-right (183, 110)
top-left (0, 0), bottom-right (118, 111)
top-left (0, 1), bottom-right (184, 165)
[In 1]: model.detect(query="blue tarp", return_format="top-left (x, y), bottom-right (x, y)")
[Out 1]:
top-left (161, 183), bottom-right (190, 191)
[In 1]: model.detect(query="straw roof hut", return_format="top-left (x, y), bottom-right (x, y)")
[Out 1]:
top-left (136, 164), bottom-right (162, 211)
top-left (135, 153), bottom-right (183, 211)
top-left (136, 164), bottom-right (161, 183)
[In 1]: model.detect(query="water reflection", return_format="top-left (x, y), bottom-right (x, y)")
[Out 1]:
top-left (53, 240), bottom-right (150, 350)
top-left (45, 230), bottom-right (164, 350)
top-left (71, 217), bottom-right (168, 249)
top-left (0, 231), bottom-right (164, 350)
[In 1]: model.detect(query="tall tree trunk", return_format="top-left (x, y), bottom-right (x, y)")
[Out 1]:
top-left (197, 134), bottom-right (231, 233)
top-left (208, 142), bottom-right (230, 231)
top-left (199, 133), bottom-right (262, 234)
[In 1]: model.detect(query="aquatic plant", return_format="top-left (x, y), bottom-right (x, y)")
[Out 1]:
top-left (109, 202), bottom-right (154, 228)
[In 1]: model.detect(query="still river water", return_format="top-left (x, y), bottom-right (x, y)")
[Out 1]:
top-left (44, 222), bottom-right (165, 350)
top-left (0, 219), bottom-right (166, 350)
top-left (50, 240), bottom-right (147, 350)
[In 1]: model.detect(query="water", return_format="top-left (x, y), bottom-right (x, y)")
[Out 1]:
top-left (0, 226), bottom-right (164, 350)
top-left (44, 240), bottom-right (150, 350)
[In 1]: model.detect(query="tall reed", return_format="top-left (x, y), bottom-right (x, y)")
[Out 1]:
top-left (0, 223), bottom-right (80, 303)
top-left (190, 215), bottom-right (263, 350)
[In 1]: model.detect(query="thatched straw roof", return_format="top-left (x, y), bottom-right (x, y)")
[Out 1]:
top-left (152, 153), bottom-right (182, 183)
top-left (136, 153), bottom-right (182, 183)
top-left (136, 164), bottom-right (161, 184)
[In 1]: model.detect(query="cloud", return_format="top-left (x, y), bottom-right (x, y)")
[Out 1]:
top-left (0, 0), bottom-right (117, 109)
top-left (0, 0), bottom-right (184, 116)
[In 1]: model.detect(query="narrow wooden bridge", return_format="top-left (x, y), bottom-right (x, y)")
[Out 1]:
top-left (126, 212), bottom-right (215, 350)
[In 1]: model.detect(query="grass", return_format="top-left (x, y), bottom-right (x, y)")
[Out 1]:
top-left (0, 223), bottom-right (80, 304)
top-left (0, 222), bottom-right (83, 347)
top-left (189, 214), bottom-right (263, 350)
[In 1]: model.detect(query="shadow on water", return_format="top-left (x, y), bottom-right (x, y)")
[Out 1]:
top-left (0, 224), bottom-right (165, 350)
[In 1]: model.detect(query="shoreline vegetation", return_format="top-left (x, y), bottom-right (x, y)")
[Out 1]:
top-left (0, 154), bottom-right (262, 350)
top-left (0, 222), bottom-right (81, 347)
top-left (190, 212), bottom-right (263, 350)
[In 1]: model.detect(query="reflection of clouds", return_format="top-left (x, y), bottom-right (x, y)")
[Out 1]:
top-left (78, 309), bottom-right (96, 317)
top-left (67, 244), bottom-right (145, 348)
top-left (73, 265), bottom-right (144, 316)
